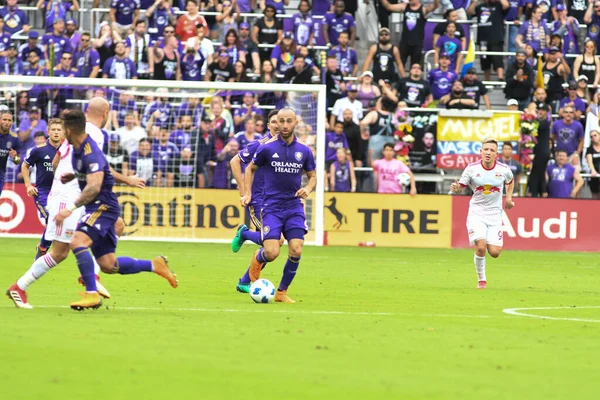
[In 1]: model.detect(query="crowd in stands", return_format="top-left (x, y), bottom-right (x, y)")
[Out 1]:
top-left (0, 0), bottom-right (599, 198)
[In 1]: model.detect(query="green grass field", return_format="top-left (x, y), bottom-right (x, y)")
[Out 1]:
top-left (1, 238), bottom-right (599, 399)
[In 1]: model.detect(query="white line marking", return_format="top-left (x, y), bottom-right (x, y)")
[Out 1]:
top-left (502, 306), bottom-right (600, 323)
top-left (0, 304), bottom-right (493, 318)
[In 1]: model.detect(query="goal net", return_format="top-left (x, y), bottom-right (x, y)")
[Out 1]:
top-left (0, 76), bottom-right (326, 246)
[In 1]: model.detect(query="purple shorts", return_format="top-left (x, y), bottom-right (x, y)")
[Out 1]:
top-left (261, 205), bottom-right (307, 242)
top-left (77, 205), bottom-right (119, 258)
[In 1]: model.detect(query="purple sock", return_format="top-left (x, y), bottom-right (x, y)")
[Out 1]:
top-left (278, 256), bottom-right (301, 291)
top-left (73, 247), bottom-right (97, 292)
top-left (239, 261), bottom-right (269, 284)
top-left (39, 229), bottom-right (52, 249)
top-left (256, 248), bottom-right (268, 263)
top-left (242, 230), bottom-right (262, 245)
top-left (115, 257), bottom-right (153, 274)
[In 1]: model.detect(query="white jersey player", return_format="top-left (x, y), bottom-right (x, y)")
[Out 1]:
top-left (450, 138), bottom-right (515, 289)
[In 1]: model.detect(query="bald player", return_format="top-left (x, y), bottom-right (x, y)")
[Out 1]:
top-left (241, 108), bottom-right (316, 303)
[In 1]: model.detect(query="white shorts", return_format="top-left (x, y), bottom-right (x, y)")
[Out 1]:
top-left (44, 200), bottom-right (84, 243)
top-left (466, 217), bottom-right (503, 247)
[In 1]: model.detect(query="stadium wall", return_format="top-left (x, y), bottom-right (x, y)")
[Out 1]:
top-left (1, 184), bottom-right (596, 252)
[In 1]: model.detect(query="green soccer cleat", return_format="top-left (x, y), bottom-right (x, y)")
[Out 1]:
top-left (231, 224), bottom-right (249, 253)
top-left (236, 280), bottom-right (251, 293)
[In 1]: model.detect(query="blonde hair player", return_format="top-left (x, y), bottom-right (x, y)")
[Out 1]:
top-left (449, 138), bottom-right (515, 289)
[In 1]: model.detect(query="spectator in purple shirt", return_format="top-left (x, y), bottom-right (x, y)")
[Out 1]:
top-left (234, 118), bottom-right (262, 150)
top-left (325, 121), bottom-right (349, 166)
top-left (74, 32), bottom-right (101, 78)
top-left (271, 31), bottom-right (296, 75)
top-left (328, 31), bottom-right (358, 77)
top-left (0, 45), bottom-right (24, 76)
top-left (38, 0), bottom-right (80, 32)
top-left (152, 125), bottom-right (180, 187)
top-left (525, 0), bottom-right (556, 21)
top-left (428, 52), bottom-right (458, 100)
top-left (516, 5), bottom-right (550, 53)
top-left (110, 0), bottom-right (141, 37)
top-left (545, 149), bottom-right (584, 198)
top-left (434, 22), bottom-right (463, 74)
top-left (145, 0), bottom-right (178, 41)
top-left (292, 0), bottom-right (315, 46)
top-left (42, 19), bottom-right (73, 65)
top-left (19, 32), bottom-right (45, 67)
top-left (211, 138), bottom-right (239, 189)
top-left (559, 81), bottom-right (586, 120)
top-left (261, 0), bottom-right (288, 15)
top-left (322, 0), bottom-right (356, 47)
top-left (65, 18), bottom-right (82, 50)
top-left (110, 92), bottom-right (139, 129)
top-left (551, 104), bottom-right (585, 156)
top-left (585, 1), bottom-right (600, 49)
top-left (102, 40), bottom-right (138, 79)
top-left (124, 138), bottom-right (156, 186)
top-left (169, 114), bottom-right (194, 150)
top-left (552, 4), bottom-right (580, 56)
top-left (0, 19), bottom-right (12, 57)
top-left (233, 92), bottom-right (261, 130)
top-left (0, 0), bottom-right (30, 35)
top-left (181, 41), bottom-right (206, 81)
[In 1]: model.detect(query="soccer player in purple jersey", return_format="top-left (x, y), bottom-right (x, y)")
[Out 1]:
top-left (54, 110), bottom-right (177, 310)
top-left (230, 110), bottom-right (279, 293)
top-left (241, 108), bottom-right (316, 303)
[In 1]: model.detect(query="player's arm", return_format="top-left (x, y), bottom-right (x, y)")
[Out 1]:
top-left (572, 170), bottom-right (584, 198)
top-left (450, 167), bottom-right (471, 193)
top-left (241, 163), bottom-right (258, 206)
top-left (21, 160), bottom-right (37, 197)
top-left (230, 154), bottom-right (244, 196)
top-left (75, 171), bottom-right (103, 208)
top-left (110, 166), bottom-right (146, 188)
top-left (297, 170), bottom-right (316, 199)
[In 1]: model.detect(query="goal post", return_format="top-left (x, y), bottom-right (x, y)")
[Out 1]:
top-left (0, 75), bottom-right (326, 246)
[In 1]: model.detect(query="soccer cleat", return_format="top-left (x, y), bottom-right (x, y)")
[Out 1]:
top-left (34, 245), bottom-right (48, 261)
top-left (78, 275), bottom-right (111, 299)
top-left (477, 280), bottom-right (487, 289)
top-left (236, 280), bottom-right (251, 293)
top-left (248, 249), bottom-right (265, 282)
top-left (231, 224), bottom-right (249, 253)
top-left (70, 292), bottom-right (102, 311)
top-left (153, 256), bottom-right (178, 288)
top-left (6, 283), bottom-right (33, 309)
top-left (274, 290), bottom-right (295, 303)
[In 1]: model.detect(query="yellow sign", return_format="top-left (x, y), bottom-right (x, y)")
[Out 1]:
top-left (438, 112), bottom-right (520, 142)
top-left (114, 188), bottom-right (315, 243)
top-left (323, 193), bottom-right (452, 248)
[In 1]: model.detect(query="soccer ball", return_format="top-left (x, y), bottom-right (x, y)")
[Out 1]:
top-left (397, 172), bottom-right (411, 187)
top-left (249, 279), bottom-right (276, 303)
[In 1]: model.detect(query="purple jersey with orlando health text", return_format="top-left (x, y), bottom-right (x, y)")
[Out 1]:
top-left (238, 133), bottom-right (273, 209)
top-left (110, 0), bottom-right (140, 26)
top-left (72, 136), bottom-right (120, 256)
top-left (327, 45), bottom-right (358, 76)
top-left (546, 162), bottom-right (575, 198)
top-left (332, 160), bottom-right (351, 192)
top-left (252, 135), bottom-right (316, 240)
top-left (292, 13), bottom-right (315, 46)
top-left (0, 130), bottom-right (21, 194)
top-left (25, 141), bottom-right (57, 206)
top-left (550, 119), bottom-right (584, 155)
top-left (428, 68), bottom-right (458, 100)
top-left (323, 12), bottom-right (355, 46)
top-left (325, 131), bottom-right (349, 162)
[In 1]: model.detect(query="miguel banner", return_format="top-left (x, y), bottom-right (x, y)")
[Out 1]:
top-left (436, 112), bottom-right (521, 170)
top-left (324, 193), bottom-right (452, 248)
top-left (452, 196), bottom-right (599, 252)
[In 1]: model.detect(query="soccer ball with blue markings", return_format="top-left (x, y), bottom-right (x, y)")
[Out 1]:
top-left (249, 279), bottom-right (276, 303)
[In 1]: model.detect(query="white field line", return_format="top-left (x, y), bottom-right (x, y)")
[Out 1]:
top-left (503, 306), bottom-right (600, 323)
top-left (0, 304), bottom-right (493, 318)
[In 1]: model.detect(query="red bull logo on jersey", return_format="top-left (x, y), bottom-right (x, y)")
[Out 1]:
top-left (475, 185), bottom-right (501, 195)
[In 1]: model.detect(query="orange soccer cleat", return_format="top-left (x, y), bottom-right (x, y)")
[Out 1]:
top-left (70, 292), bottom-right (102, 311)
top-left (153, 256), bottom-right (178, 288)
top-left (249, 249), bottom-right (265, 282)
top-left (274, 290), bottom-right (295, 303)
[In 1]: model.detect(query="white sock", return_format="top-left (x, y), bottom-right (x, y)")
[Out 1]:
top-left (474, 254), bottom-right (486, 282)
top-left (17, 254), bottom-right (58, 291)
top-left (93, 257), bottom-right (100, 276)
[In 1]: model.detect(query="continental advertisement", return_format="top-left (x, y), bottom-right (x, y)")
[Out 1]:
top-left (323, 193), bottom-right (452, 248)
top-left (436, 112), bottom-right (520, 169)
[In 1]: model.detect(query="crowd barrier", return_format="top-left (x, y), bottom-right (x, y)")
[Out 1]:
top-left (1, 184), bottom-right (597, 252)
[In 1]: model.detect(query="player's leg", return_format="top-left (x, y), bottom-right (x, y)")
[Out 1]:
top-left (248, 211), bottom-right (284, 282)
top-left (274, 235), bottom-right (304, 304)
top-left (69, 230), bottom-right (103, 310)
top-left (467, 217), bottom-right (489, 289)
top-left (34, 197), bottom-right (53, 260)
top-left (232, 206), bottom-right (263, 253)
top-left (236, 207), bottom-right (267, 292)
top-left (486, 226), bottom-right (504, 260)
top-left (90, 227), bottom-right (178, 288)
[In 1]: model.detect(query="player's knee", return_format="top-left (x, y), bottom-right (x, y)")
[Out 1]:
top-left (99, 263), bottom-right (116, 274)
top-left (115, 218), bottom-right (125, 237)
top-left (264, 247), bottom-right (280, 261)
top-left (475, 246), bottom-right (486, 257)
top-left (488, 249), bottom-right (501, 258)
top-left (69, 238), bottom-right (84, 251)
